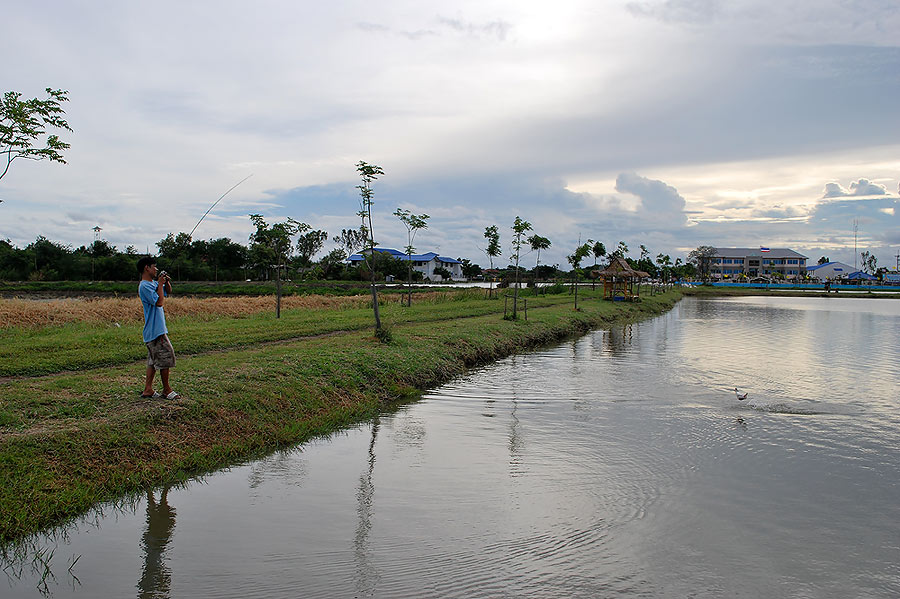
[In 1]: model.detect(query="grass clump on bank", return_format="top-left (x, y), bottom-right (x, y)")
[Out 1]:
top-left (0, 288), bottom-right (681, 544)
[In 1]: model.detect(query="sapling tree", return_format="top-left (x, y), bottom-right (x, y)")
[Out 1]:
top-left (567, 242), bottom-right (591, 310)
top-left (483, 225), bottom-right (501, 293)
top-left (527, 234), bottom-right (551, 292)
top-left (1, 88), bottom-right (72, 183)
top-left (510, 216), bottom-right (532, 318)
top-left (394, 208), bottom-right (429, 306)
top-left (249, 214), bottom-right (307, 317)
top-left (356, 161), bottom-right (386, 335)
top-left (590, 239), bottom-right (606, 289)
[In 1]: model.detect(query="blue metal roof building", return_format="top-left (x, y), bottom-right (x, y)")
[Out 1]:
top-left (807, 261), bottom-right (873, 280)
top-left (348, 248), bottom-right (463, 280)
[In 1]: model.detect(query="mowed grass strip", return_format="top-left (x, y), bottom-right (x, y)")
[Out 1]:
top-left (0, 290), bottom-right (573, 377)
top-left (0, 290), bottom-right (681, 544)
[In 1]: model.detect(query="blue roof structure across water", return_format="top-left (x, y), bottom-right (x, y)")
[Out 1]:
top-left (348, 248), bottom-right (461, 264)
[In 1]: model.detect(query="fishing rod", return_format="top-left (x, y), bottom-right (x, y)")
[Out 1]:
top-left (188, 173), bottom-right (254, 239)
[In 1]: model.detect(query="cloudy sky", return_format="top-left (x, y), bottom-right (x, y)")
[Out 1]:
top-left (2, 0), bottom-right (899, 269)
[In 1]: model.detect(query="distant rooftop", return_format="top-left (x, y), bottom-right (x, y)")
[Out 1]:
top-left (348, 247), bottom-right (461, 264)
top-left (713, 248), bottom-right (808, 259)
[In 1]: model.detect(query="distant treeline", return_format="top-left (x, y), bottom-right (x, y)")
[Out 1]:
top-left (0, 234), bottom-right (693, 282)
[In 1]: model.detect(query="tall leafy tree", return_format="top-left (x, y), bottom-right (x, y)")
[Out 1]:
top-left (394, 208), bottom-right (429, 307)
top-left (860, 251), bottom-right (877, 275)
top-left (611, 240), bottom-right (629, 259)
top-left (1, 88), bottom-right (72, 182)
top-left (460, 258), bottom-right (481, 279)
top-left (295, 229), bottom-right (328, 268)
top-left (510, 216), bottom-right (532, 318)
top-left (356, 161), bottom-right (386, 334)
top-left (656, 253), bottom-right (673, 283)
top-left (333, 227), bottom-right (367, 256)
top-left (156, 232), bottom-right (193, 279)
top-left (591, 241), bottom-right (606, 268)
top-left (688, 245), bottom-right (718, 281)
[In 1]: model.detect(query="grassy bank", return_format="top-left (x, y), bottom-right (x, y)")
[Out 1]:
top-left (0, 279), bottom-right (458, 298)
top-left (0, 288), bottom-right (681, 544)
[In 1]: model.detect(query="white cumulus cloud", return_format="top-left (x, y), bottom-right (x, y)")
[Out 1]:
top-left (823, 178), bottom-right (890, 198)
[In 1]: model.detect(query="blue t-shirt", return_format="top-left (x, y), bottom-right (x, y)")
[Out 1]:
top-left (139, 280), bottom-right (168, 343)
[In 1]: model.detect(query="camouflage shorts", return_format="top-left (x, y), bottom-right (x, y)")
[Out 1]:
top-left (146, 334), bottom-right (176, 370)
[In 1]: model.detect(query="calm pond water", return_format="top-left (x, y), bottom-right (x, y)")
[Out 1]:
top-left (4, 296), bottom-right (900, 598)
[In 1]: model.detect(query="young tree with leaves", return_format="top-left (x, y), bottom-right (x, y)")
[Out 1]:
top-left (249, 214), bottom-right (307, 317)
top-left (588, 239), bottom-right (606, 289)
top-left (527, 234), bottom-right (551, 287)
top-left (356, 161), bottom-right (386, 334)
top-left (483, 225), bottom-right (501, 293)
top-left (394, 208), bottom-right (429, 306)
top-left (567, 242), bottom-right (592, 310)
top-left (1, 88), bottom-right (72, 183)
top-left (509, 216), bottom-right (533, 318)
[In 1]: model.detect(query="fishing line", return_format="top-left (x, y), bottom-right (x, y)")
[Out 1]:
top-left (188, 174), bottom-right (253, 238)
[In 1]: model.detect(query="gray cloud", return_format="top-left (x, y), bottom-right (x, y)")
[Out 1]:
top-left (356, 15), bottom-right (511, 42)
top-left (823, 178), bottom-right (890, 198)
top-left (615, 172), bottom-right (687, 223)
top-left (626, 1), bottom-right (900, 46)
top-left (436, 17), bottom-right (512, 41)
top-left (626, 0), bottom-right (722, 24)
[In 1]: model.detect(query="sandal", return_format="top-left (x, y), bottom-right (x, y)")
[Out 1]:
top-left (165, 391), bottom-right (181, 400)
top-left (140, 391), bottom-right (162, 399)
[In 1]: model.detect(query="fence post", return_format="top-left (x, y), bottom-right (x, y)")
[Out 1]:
top-left (524, 298), bottom-right (528, 321)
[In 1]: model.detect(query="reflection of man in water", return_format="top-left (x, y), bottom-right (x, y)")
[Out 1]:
top-left (138, 487), bottom-right (176, 599)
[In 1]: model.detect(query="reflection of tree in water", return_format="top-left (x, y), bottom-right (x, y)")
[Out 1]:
top-left (604, 324), bottom-right (633, 355)
top-left (355, 419), bottom-right (380, 597)
top-left (137, 487), bottom-right (176, 599)
top-left (508, 396), bottom-right (526, 476)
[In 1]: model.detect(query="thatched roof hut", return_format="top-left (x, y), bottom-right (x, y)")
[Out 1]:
top-left (596, 256), bottom-right (648, 301)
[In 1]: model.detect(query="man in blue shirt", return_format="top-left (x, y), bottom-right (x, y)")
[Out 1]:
top-left (137, 256), bottom-right (180, 399)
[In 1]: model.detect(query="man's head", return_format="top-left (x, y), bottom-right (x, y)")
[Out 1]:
top-left (137, 256), bottom-right (158, 278)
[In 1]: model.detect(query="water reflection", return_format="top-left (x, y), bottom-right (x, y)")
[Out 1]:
top-left (4, 297), bottom-right (899, 598)
top-left (354, 418), bottom-right (379, 596)
top-left (137, 487), bottom-right (176, 599)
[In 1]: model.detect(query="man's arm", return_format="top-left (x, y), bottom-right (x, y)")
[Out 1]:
top-left (156, 275), bottom-right (170, 306)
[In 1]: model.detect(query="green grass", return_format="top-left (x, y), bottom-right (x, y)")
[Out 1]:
top-left (0, 291), bottom-right (572, 377)
top-left (1, 279), bottom-right (466, 297)
top-left (0, 288), bottom-right (681, 544)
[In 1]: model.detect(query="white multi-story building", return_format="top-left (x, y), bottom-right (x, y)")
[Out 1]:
top-left (348, 248), bottom-right (464, 281)
top-left (709, 248), bottom-right (808, 280)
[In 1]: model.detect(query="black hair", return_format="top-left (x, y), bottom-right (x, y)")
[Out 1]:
top-left (136, 256), bottom-right (157, 274)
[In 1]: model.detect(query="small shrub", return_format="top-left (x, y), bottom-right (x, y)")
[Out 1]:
top-left (374, 325), bottom-right (393, 343)
top-left (543, 282), bottom-right (567, 295)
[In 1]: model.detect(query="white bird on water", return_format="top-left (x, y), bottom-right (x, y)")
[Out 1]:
top-left (734, 388), bottom-right (748, 400)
